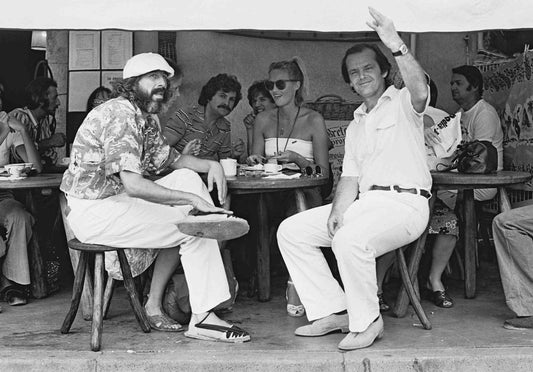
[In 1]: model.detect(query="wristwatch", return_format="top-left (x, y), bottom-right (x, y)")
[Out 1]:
top-left (392, 43), bottom-right (408, 57)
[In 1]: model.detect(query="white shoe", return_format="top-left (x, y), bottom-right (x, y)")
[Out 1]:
top-left (295, 313), bottom-right (349, 337)
top-left (338, 315), bottom-right (384, 351)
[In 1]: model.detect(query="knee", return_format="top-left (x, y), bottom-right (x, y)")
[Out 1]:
top-left (4, 208), bottom-right (33, 230)
top-left (492, 212), bottom-right (508, 232)
top-left (277, 214), bottom-right (305, 247)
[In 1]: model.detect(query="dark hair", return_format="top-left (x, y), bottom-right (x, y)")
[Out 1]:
top-left (247, 80), bottom-right (274, 107)
top-left (452, 65), bottom-right (483, 96)
top-left (429, 79), bottom-right (438, 107)
top-left (86, 86), bottom-right (111, 113)
top-left (198, 73), bottom-right (242, 108)
top-left (341, 44), bottom-right (392, 85)
top-left (25, 77), bottom-right (58, 110)
top-left (268, 60), bottom-right (305, 106)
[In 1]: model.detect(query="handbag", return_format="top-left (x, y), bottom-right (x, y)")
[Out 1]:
top-left (436, 140), bottom-right (497, 174)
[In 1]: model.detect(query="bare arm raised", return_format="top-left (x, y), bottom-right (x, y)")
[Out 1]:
top-left (367, 7), bottom-right (428, 113)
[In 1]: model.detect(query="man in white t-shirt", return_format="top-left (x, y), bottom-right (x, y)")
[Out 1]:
top-left (0, 108), bottom-right (42, 307)
top-left (450, 64), bottom-right (504, 202)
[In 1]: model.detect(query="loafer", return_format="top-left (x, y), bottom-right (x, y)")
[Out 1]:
top-left (338, 315), bottom-right (384, 351)
top-left (504, 316), bottom-right (533, 330)
top-left (295, 313), bottom-right (349, 337)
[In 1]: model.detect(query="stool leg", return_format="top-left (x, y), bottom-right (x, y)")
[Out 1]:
top-left (61, 251), bottom-right (89, 334)
top-left (117, 250), bottom-right (151, 333)
top-left (102, 276), bottom-right (115, 320)
top-left (396, 248), bottom-right (432, 330)
top-left (91, 252), bottom-right (105, 352)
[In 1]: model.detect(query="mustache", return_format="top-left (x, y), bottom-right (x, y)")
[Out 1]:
top-left (218, 104), bottom-right (231, 111)
top-left (151, 87), bottom-right (167, 96)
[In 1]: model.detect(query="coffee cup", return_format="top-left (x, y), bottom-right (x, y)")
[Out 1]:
top-left (220, 158), bottom-right (237, 177)
top-left (264, 163), bottom-right (282, 173)
top-left (4, 163), bottom-right (26, 178)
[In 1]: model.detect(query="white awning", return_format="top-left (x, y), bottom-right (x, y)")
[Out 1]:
top-left (4, 0), bottom-right (533, 32)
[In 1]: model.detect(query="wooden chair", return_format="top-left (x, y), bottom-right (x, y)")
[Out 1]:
top-left (60, 238), bottom-right (151, 351)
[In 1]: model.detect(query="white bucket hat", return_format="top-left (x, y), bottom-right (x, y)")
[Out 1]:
top-left (123, 52), bottom-right (174, 79)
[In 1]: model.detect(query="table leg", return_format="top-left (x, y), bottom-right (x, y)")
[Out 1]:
top-left (257, 193), bottom-right (270, 302)
top-left (294, 189), bottom-right (308, 212)
top-left (25, 191), bottom-right (48, 298)
top-left (463, 189), bottom-right (476, 298)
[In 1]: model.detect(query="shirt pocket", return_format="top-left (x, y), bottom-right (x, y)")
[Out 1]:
top-left (373, 121), bottom-right (397, 153)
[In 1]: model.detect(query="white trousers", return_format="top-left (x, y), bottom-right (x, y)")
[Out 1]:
top-left (277, 190), bottom-right (429, 332)
top-left (66, 169), bottom-right (230, 313)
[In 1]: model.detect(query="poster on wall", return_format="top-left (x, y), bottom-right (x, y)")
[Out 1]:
top-left (101, 30), bottom-right (133, 70)
top-left (68, 71), bottom-right (100, 112)
top-left (483, 51), bottom-right (533, 190)
top-left (102, 71), bottom-right (123, 90)
top-left (69, 31), bottom-right (100, 70)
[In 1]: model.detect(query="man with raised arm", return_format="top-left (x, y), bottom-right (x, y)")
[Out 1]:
top-left (277, 8), bottom-right (431, 350)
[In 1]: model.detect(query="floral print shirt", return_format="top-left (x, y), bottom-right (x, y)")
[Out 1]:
top-left (60, 97), bottom-right (179, 199)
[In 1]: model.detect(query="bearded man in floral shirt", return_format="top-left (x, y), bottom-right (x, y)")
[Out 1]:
top-left (60, 53), bottom-right (250, 343)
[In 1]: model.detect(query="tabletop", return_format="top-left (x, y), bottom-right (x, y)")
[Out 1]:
top-left (431, 170), bottom-right (532, 189)
top-left (226, 174), bottom-right (328, 193)
top-left (0, 173), bottom-right (63, 190)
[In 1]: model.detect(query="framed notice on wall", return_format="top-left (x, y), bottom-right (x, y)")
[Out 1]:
top-left (68, 71), bottom-right (101, 112)
top-left (102, 71), bottom-right (123, 90)
top-left (101, 30), bottom-right (132, 70)
top-left (69, 31), bottom-right (100, 70)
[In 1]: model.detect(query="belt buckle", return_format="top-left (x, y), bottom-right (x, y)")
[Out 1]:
top-left (392, 185), bottom-right (400, 192)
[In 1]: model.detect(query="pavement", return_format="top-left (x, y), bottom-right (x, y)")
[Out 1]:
top-left (2, 262), bottom-right (533, 372)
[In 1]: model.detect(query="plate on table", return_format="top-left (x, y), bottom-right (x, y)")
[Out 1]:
top-left (242, 164), bottom-right (264, 171)
top-left (282, 163), bottom-right (300, 171)
top-left (262, 171), bottom-right (282, 176)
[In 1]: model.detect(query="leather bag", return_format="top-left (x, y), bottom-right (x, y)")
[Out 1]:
top-left (437, 140), bottom-right (497, 174)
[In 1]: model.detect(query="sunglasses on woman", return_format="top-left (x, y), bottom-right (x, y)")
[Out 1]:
top-left (265, 79), bottom-right (299, 91)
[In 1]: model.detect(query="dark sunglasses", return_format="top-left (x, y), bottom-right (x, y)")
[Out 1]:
top-left (265, 79), bottom-right (299, 91)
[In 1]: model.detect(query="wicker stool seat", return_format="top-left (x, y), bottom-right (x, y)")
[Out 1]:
top-left (60, 239), bottom-right (151, 351)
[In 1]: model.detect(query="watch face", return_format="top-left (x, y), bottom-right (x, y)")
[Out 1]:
top-left (399, 44), bottom-right (408, 55)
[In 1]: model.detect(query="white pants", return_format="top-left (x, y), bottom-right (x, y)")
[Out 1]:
top-left (66, 169), bottom-right (230, 313)
top-left (277, 190), bottom-right (429, 332)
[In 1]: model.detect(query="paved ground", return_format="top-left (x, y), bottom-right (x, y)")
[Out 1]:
top-left (2, 262), bottom-right (533, 371)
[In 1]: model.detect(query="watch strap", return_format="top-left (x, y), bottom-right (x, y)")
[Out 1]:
top-left (392, 44), bottom-right (408, 57)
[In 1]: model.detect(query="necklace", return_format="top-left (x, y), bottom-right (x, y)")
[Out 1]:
top-left (276, 106), bottom-right (301, 154)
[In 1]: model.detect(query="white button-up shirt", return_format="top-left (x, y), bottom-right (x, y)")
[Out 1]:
top-left (342, 86), bottom-right (432, 193)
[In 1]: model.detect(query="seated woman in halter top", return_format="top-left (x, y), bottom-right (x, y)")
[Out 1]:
top-left (246, 57), bottom-right (330, 318)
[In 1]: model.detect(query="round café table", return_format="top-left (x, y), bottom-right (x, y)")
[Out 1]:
top-left (394, 170), bottom-right (532, 317)
top-left (0, 173), bottom-right (64, 298)
top-left (226, 174), bottom-right (328, 301)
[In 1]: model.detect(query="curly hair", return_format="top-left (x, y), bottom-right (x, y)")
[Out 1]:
top-left (268, 59), bottom-right (305, 106)
top-left (341, 44), bottom-right (392, 86)
top-left (247, 80), bottom-right (274, 107)
top-left (111, 72), bottom-right (171, 113)
top-left (25, 77), bottom-right (58, 110)
top-left (198, 73), bottom-right (242, 108)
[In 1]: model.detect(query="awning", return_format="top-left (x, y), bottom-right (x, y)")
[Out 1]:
top-left (4, 0), bottom-right (533, 32)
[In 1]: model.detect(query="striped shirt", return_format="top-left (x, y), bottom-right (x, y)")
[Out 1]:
top-left (164, 105), bottom-right (232, 161)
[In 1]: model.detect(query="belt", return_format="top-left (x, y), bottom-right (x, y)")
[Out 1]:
top-left (369, 185), bottom-right (431, 199)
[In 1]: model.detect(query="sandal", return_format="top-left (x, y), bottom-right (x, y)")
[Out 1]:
top-left (423, 287), bottom-right (454, 308)
top-left (286, 281), bottom-right (305, 317)
top-left (378, 293), bottom-right (390, 312)
top-left (4, 287), bottom-right (27, 306)
top-left (185, 312), bottom-right (250, 343)
top-left (146, 312), bottom-right (184, 332)
top-left (178, 213), bottom-right (249, 241)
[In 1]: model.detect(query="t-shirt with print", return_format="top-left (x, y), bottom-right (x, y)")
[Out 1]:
top-left (164, 105), bottom-right (232, 161)
top-left (60, 97), bottom-right (179, 200)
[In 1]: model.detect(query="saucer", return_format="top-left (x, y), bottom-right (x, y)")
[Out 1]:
top-left (262, 171), bottom-right (282, 176)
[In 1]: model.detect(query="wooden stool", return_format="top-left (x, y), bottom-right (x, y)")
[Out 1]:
top-left (60, 239), bottom-right (151, 351)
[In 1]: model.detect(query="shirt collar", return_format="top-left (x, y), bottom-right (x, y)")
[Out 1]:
top-left (353, 85), bottom-right (399, 120)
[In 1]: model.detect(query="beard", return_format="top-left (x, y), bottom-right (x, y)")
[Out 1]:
top-left (133, 86), bottom-right (170, 114)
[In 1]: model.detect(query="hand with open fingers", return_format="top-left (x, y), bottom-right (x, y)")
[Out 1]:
top-left (424, 128), bottom-right (442, 147)
top-left (0, 111), bottom-right (8, 125)
top-left (246, 154), bottom-right (264, 165)
top-left (366, 7), bottom-right (404, 51)
top-left (183, 139), bottom-right (201, 156)
top-left (243, 113), bottom-right (256, 129)
top-left (192, 196), bottom-right (230, 214)
top-left (207, 161), bottom-right (227, 205)
top-left (275, 150), bottom-right (299, 164)
top-left (327, 209), bottom-right (344, 238)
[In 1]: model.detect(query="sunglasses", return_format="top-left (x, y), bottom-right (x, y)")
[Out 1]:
top-left (265, 79), bottom-right (299, 91)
